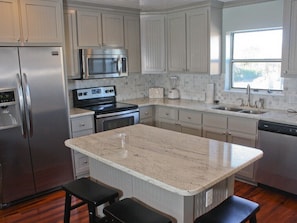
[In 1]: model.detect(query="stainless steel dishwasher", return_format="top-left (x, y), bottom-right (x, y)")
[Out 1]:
top-left (255, 120), bottom-right (297, 195)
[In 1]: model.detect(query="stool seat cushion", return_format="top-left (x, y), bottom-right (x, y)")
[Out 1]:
top-left (103, 198), bottom-right (172, 223)
top-left (195, 195), bottom-right (260, 223)
top-left (62, 178), bottom-right (119, 206)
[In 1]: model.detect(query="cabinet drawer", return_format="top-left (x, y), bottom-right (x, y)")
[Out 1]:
top-left (158, 107), bottom-right (178, 120)
top-left (74, 152), bottom-right (89, 174)
top-left (140, 106), bottom-right (153, 119)
top-left (203, 113), bottom-right (227, 128)
top-left (228, 117), bottom-right (257, 134)
top-left (71, 116), bottom-right (94, 132)
top-left (179, 109), bottom-right (202, 125)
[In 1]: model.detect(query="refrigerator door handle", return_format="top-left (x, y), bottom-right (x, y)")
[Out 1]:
top-left (22, 73), bottom-right (33, 137)
top-left (16, 73), bottom-right (27, 138)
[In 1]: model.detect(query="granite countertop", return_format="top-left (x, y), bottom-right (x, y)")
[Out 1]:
top-left (65, 124), bottom-right (263, 196)
top-left (69, 108), bottom-right (95, 118)
top-left (122, 98), bottom-right (297, 125)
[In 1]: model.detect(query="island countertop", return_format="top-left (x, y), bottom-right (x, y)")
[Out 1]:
top-left (65, 124), bottom-right (263, 196)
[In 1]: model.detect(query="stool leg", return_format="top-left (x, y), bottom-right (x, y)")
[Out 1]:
top-left (250, 215), bottom-right (257, 223)
top-left (88, 204), bottom-right (96, 223)
top-left (64, 192), bottom-right (72, 223)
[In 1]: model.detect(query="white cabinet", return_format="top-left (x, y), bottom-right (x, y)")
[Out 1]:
top-left (64, 9), bottom-right (80, 79)
top-left (139, 106), bottom-right (154, 126)
top-left (124, 15), bottom-right (141, 73)
top-left (179, 109), bottom-right (202, 136)
top-left (155, 106), bottom-right (202, 136)
top-left (167, 12), bottom-right (186, 72)
top-left (102, 13), bottom-right (124, 47)
top-left (203, 113), bottom-right (258, 182)
top-left (141, 15), bottom-right (166, 74)
top-left (77, 10), bottom-right (102, 47)
top-left (155, 106), bottom-right (180, 131)
top-left (167, 5), bottom-right (222, 74)
top-left (0, 0), bottom-right (63, 45)
top-left (70, 115), bottom-right (95, 178)
top-left (282, 0), bottom-right (297, 76)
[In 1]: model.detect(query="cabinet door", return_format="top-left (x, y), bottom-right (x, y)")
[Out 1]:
top-left (77, 10), bottom-right (102, 47)
top-left (139, 106), bottom-right (154, 125)
top-left (124, 15), bottom-right (141, 73)
top-left (0, 0), bottom-right (20, 44)
top-left (282, 0), bottom-right (297, 76)
top-left (102, 13), bottom-right (124, 47)
top-left (64, 10), bottom-right (80, 79)
top-left (187, 8), bottom-right (208, 73)
top-left (20, 0), bottom-right (63, 44)
top-left (203, 126), bottom-right (227, 142)
top-left (167, 12), bottom-right (186, 72)
top-left (141, 15), bottom-right (166, 74)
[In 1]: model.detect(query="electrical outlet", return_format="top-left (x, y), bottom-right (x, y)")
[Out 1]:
top-left (205, 188), bottom-right (213, 207)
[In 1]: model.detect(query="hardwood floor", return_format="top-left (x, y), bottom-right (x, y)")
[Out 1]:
top-left (1, 181), bottom-right (297, 223)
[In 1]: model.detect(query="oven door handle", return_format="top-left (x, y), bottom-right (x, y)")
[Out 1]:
top-left (96, 109), bottom-right (139, 119)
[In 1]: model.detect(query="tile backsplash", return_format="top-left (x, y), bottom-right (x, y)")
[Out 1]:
top-left (67, 72), bottom-right (297, 111)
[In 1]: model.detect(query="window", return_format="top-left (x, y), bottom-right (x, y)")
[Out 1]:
top-left (230, 29), bottom-right (283, 91)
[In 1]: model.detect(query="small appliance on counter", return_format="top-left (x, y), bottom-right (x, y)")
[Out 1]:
top-left (149, 87), bottom-right (164, 98)
top-left (168, 76), bottom-right (180, 99)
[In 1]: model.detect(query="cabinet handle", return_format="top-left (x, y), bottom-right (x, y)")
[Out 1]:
top-left (283, 70), bottom-right (288, 74)
top-left (165, 113), bottom-right (169, 116)
top-left (187, 116), bottom-right (191, 120)
top-left (79, 123), bottom-right (85, 127)
top-left (145, 112), bottom-right (149, 115)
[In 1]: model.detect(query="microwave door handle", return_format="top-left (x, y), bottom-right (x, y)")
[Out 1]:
top-left (117, 56), bottom-right (122, 75)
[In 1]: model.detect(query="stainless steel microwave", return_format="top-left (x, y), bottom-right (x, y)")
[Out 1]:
top-left (79, 48), bottom-right (128, 79)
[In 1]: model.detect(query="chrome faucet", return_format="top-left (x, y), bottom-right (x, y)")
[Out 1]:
top-left (246, 84), bottom-right (252, 107)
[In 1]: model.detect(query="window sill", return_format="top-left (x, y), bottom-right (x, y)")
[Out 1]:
top-left (224, 88), bottom-right (284, 96)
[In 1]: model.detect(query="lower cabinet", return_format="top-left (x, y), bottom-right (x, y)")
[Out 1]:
top-left (155, 106), bottom-right (202, 136)
top-left (139, 106), bottom-right (154, 126)
top-left (70, 115), bottom-right (95, 178)
top-left (203, 113), bottom-right (258, 183)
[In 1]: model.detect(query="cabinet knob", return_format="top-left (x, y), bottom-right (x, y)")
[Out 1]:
top-left (79, 123), bottom-right (85, 127)
top-left (187, 116), bottom-right (191, 120)
top-left (145, 112), bottom-right (149, 115)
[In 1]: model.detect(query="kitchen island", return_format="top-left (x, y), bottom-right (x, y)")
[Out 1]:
top-left (65, 124), bottom-right (263, 223)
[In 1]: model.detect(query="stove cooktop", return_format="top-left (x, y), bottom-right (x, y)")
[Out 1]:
top-left (83, 102), bottom-right (138, 115)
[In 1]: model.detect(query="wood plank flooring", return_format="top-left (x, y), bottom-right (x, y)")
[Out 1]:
top-left (1, 181), bottom-right (297, 223)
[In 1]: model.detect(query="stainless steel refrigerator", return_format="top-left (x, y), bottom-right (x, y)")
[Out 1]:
top-left (0, 47), bottom-right (73, 208)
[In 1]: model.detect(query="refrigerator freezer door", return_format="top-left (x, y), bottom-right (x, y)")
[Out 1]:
top-left (0, 47), bottom-right (36, 205)
top-left (18, 47), bottom-right (73, 192)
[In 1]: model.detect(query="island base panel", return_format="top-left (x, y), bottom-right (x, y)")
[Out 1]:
top-left (89, 158), bottom-right (234, 223)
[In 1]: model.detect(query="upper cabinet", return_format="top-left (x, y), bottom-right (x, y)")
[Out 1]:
top-left (282, 0), bottom-right (297, 77)
top-left (141, 15), bottom-right (167, 74)
top-left (102, 13), bottom-right (124, 47)
top-left (0, 0), bottom-right (63, 45)
top-left (167, 4), bottom-right (222, 74)
top-left (167, 12), bottom-right (187, 72)
top-left (77, 10), bottom-right (102, 47)
top-left (124, 15), bottom-right (141, 73)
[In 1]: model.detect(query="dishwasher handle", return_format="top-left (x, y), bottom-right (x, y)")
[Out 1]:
top-left (258, 120), bottom-right (297, 136)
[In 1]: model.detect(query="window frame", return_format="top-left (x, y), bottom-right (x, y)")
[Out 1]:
top-left (228, 28), bottom-right (283, 92)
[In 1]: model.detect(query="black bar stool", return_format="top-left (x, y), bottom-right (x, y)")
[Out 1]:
top-left (103, 198), bottom-right (172, 223)
top-left (194, 195), bottom-right (260, 223)
top-left (62, 178), bottom-right (119, 223)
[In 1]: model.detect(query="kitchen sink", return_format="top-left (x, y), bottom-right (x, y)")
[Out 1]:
top-left (212, 106), bottom-right (243, 112)
top-left (239, 110), bottom-right (266, 114)
top-left (212, 106), bottom-right (266, 115)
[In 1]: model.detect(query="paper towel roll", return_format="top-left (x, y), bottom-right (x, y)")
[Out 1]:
top-left (206, 84), bottom-right (214, 104)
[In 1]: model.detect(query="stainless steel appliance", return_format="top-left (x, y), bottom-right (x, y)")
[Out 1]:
top-left (73, 86), bottom-right (139, 132)
top-left (79, 48), bottom-right (128, 79)
top-left (255, 120), bottom-right (297, 195)
top-left (0, 47), bottom-right (73, 208)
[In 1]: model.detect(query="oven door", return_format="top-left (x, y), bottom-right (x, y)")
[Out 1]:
top-left (95, 111), bottom-right (139, 132)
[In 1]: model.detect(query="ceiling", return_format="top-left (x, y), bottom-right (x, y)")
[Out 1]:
top-left (66, 0), bottom-right (245, 11)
